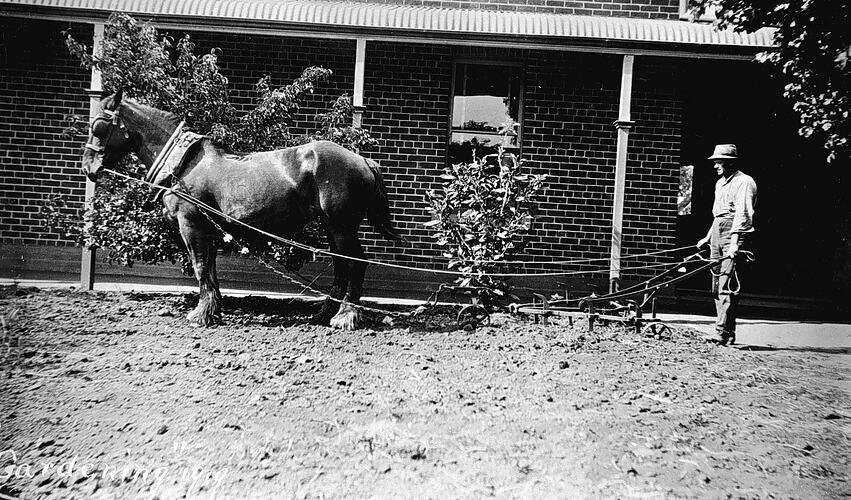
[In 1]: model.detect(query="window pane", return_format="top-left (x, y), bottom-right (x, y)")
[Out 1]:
top-left (452, 95), bottom-right (511, 131)
top-left (449, 132), bottom-right (514, 164)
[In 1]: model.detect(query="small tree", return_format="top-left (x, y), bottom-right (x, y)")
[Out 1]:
top-left (49, 13), bottom-right (376, 272)
top-left (425, 140), bottom-right (546, 305)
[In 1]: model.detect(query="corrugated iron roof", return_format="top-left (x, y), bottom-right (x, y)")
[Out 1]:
top-left (0, 0), bottom-right (776, 52)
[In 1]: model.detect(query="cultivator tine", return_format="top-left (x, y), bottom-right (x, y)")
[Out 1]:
top-left (587, 302), bottom-right (595, 332)
top-left (531, 292), bottom-right (549, 325)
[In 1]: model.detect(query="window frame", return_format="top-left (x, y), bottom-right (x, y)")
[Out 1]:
top-left (447, 59), bottom-right (525, 166)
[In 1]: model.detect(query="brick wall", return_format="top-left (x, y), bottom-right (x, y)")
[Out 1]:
top-left (522, 50), bottom-right (620, 280)
top-left (0, 18), bottom-right (684, 290)
top-left (352, 0), bottom-right (682, 18)
top-left (0, 19), bottom-right (91, 246)
top-left (520, 51), bottom-right (682, 282)
top-left (623, 56), bottom-right (682, 272)
top-left (360, 42), bottom-right (453, 265)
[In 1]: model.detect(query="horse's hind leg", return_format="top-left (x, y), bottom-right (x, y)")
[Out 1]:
top-left (313, 254), bottom-right (347, 324)
top-left (328, 231), bottom-right (366, 330)
top-left (178, 215), bottom-right (222, 326)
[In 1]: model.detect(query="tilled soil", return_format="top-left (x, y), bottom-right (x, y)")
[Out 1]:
top-left (0, 286), bottom-right (849, 499)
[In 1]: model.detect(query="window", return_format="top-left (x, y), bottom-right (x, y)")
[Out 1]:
top-left (449, 62), bottom-right (522, 165)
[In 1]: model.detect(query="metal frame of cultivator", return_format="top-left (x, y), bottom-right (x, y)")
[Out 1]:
top-left (511, 251), bottom-right (754, 337)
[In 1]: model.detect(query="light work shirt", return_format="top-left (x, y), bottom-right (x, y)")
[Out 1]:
top-left (712, 170), bottom-right (757, 233)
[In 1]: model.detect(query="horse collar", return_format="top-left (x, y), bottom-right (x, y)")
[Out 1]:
top-left (147, 129), bottom-right (206, 202)
top-left (145, 120), bottom-right (186, 183)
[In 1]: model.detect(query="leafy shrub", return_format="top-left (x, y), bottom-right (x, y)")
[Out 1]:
top-left (425, 146), bottom-right (546, 304)
top-left (50, 12), bottom-right (376, 272)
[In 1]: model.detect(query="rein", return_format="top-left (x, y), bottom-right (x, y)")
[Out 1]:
top-left (99, 166), bottom-right (746, 318)
top-left (103, 167), bottom-right (723, 279)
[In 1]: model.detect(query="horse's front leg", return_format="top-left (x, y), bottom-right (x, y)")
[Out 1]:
top-left (178, 215), bottom-right (222, 326)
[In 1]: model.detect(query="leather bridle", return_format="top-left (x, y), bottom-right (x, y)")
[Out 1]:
top-left (85, 107), bottom-right (129, 156)
top-left (84, 102), bottom-right (189, 186)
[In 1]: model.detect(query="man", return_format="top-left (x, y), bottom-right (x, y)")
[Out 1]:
top-left (696, 144), bottom-right (757, 345)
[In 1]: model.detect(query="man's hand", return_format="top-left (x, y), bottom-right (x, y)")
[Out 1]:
top-left (696, 236), bottom-right (710, 249)
top-left (727, 241), bottom-right (739, 257)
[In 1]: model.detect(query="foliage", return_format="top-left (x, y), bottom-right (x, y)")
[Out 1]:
top-left (65, 14), bottom-right (235, 134)
top-left (686, 0), bottom-right (850, 163)
top-left (54, 12), bottom-right (376, 271)
top-left (311, 94), bottom-right (379, 151)
top-left (43, 158), bottom-right (194, 274)
top-left (425, 146), bottom-right (546, 303)
top-left (677, 165), bottom-right (694, 215)
top-left (211, 68), bottom-right (328, 152)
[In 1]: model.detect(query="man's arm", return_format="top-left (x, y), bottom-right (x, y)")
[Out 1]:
top-left (728, 232), bottom-right (740, 256)
top-left (728, 178), bottom-right (757, 256)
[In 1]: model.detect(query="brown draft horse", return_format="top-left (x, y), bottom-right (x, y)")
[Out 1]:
top-left (81, 91), bottom-right (404, 329)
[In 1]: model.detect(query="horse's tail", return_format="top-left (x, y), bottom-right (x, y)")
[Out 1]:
top-left (365, 158), bottom-right (406, 242)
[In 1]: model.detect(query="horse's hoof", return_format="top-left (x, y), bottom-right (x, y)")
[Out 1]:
top-left (186, 302), bottom-right (221, 327)
top-left (329, 304), bottom-right (361, 330)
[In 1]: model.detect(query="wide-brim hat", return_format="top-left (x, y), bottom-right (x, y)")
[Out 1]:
top-left (708, 144), bottom-right (737, 160)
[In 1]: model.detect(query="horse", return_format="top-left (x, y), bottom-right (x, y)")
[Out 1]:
top-left (81, 90), bottom-right (404, 330)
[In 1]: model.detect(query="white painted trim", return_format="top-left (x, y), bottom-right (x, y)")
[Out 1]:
top-left (88, 23), bottom-right (103, 92)
top-left (617, 56), bottom-right (634, 124)
top-left (353, 38), bottom-right (365, 108)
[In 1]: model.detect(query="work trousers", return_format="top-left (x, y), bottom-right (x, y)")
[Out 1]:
top-left (709, 217), bottom-right (746, 340)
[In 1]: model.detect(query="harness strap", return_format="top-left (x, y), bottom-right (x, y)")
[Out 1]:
top-left (145, 120), bottom-right (186, 183)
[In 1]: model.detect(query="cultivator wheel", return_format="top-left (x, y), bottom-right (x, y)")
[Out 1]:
top-left (458, 304), bottom-right (490, 331)
top-left (641, 321), bottom-right (672, 340)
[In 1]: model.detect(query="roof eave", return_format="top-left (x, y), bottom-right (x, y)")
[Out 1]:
top-left (0, 4), bottom-right (771, 60)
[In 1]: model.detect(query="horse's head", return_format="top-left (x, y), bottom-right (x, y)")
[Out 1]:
top-left (81, 90), bottom-right (133, 182)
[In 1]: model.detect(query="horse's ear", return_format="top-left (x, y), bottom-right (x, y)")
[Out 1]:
top-left (111, 89), bottom-right (124, 110)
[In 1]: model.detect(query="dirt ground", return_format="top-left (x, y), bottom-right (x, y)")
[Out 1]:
top-left (1, 286), bottom-right (849, 499)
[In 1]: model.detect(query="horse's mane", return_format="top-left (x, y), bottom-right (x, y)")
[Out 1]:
top-left (121, 97), bottom-right (180, 131)
top-left (115, 96), bottom-right (278, 159)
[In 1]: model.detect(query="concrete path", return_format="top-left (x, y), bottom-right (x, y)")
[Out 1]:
top-left (656, 313), bottom-right (851, 352)
top-left (3, 279), bottom-right (850, 352)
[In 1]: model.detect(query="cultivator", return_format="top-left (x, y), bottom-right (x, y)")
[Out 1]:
top-left (422, 283), bottom-right (495, 331)
top-left (510, 250), bottom-right (753, 336)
